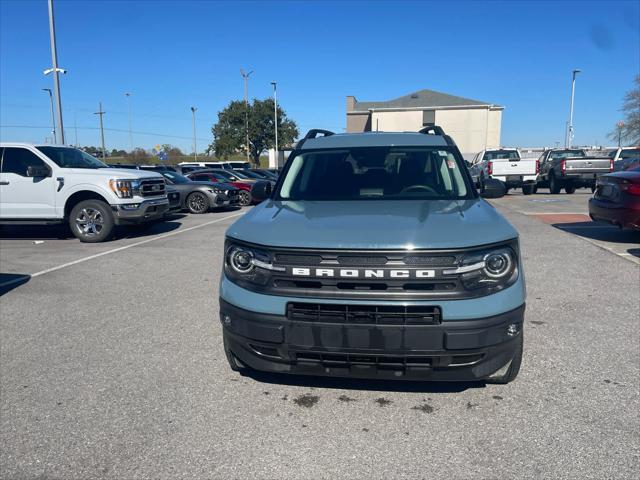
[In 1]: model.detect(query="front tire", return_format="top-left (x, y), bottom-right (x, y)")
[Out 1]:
top-left (186, 192), bottom-right (210, 214)
top-left (69, 199), bottom-right (114, 243)
top-left (487, 332), bottom-right (523, 384)
top-left (564, 185), bottom-right (576, 194)
top-left (522, 184), bottom-right (536, 195)
top-left (549, 173), bottom-right (561, 194)
top-left (238, 190), bottom-right (252, 206)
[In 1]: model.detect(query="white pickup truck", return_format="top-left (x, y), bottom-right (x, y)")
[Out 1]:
top-left (0, 143), bottom-right (169, 242)
top-left (468, 148), bottom-right (538, 195)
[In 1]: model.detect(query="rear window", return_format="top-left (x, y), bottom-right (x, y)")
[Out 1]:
top-left (483, 150), bottom-right (519, 160)
top-left (552, 150), bottom-right (586, 159)
top-left (620, 149), bottom-right (640, 160)
top-left (278, 147), bottom-right (470, 201)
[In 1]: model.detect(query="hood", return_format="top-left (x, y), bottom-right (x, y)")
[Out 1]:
top-left (227, 199), bottom-right (518, 249)
top-left (60, 167), bottom-right (163, 180)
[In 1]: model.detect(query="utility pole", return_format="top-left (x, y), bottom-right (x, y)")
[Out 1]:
top-left (125, 92), bottom-right (133, 152)
top-left (42, 88), bottom-right (56, 143)
top-left (271, 81), bottom-right (278, 154)
top-left (191, 106), bottom-right (198, 161)
top-left (94, 102), bottom-right (106, 160)
top-left (616, 121), bottom-right (625, 147)
top-left (240, 68), bottom-right (253, 164)
top-left (47, 0), bottom-right (65, 144)
top-left (566, 69), bottom-right (581, 148)
top-left (74, 111), bottom-right (78, 146)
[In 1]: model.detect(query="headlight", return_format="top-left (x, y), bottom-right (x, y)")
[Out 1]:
top-left (444, 242), bottom-right (519, 294)
top-left (208, 188), bottom-right (224, 194)
top-left (109, 179), bottom-right (139, 198)
top-left (224, 241), bottom-right (284, 289)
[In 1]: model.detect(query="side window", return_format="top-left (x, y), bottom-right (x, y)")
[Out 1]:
top-left (1, 148), bottom-right (48, 176)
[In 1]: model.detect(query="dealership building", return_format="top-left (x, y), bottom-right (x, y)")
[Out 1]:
top-left (346, 89), bottom-right (504, 157)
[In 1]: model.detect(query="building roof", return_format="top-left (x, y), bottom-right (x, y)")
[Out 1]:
top-left (300, 132), bottom-right (448, 150)
top-left (351, 89), bottom-right (502, 111)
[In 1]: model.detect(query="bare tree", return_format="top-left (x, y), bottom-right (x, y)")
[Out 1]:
top-left (608, 75), bottom-right (640, 146)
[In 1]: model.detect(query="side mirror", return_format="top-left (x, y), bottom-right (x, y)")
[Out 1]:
top-left (26, 165), bottom-right (50, 177)
top-left (251, 180), bottom-right (272, 203)
top-left (480, 178), bottom-right (507, 199)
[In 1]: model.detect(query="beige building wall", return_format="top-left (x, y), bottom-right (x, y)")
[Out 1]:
top-left (370, 110), bottom-right (423, 132)
top-left (486, 109), bottom-right (502, 149)
top-left (434, 108), bottom-right (496, 155)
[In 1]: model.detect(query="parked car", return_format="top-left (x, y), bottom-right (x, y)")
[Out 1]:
top-left (159, 171), bottom-right (239, 213)
top-left (228, 161), bottom-right (251, 170)
top-left (219, 126), bottom-right (524, 384)
top-left (244, 169), bottom-right (274, 180)
top-left (253, 169), bottom-right (279, 180)
top-left (107, 163), bottom-right (139, 169)
top-left (0, 143), bottom-right (168, 242)
top-left (469, 148), bottom-right (538, 195)
top-left (207, 168), bottom-right (258, 185)
top-left (139, 164), bottom-right (177, 172)
top-left (609, 147), bottom-right (640, 172)
top-left (589, 166), bottom-right (640, 230)
top-left (177, 161), bottom-right (232, 170)
top-left (174, 165), bottom-right (204, 175)
top-left (187, 170), bottom-right (254, 206)
top-left (537, 148), bottom-right (612, 194)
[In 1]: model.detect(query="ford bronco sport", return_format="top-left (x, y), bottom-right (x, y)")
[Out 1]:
top-left (219, 127), bottom-right (525, 383)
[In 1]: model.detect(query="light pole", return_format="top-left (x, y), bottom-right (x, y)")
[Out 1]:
top-left (125, 92), bottom-right (133, 152)
top-left (42, 88), bottom-right (56, 143)
top-left (240, 68), bottom-right (253, 164)
top-left (46, 0), bottom-right (65, 145)
top-left (566, 69), bottom-right (581, 148)
top-left (271, 81), bottom-right (278, 154)
top-left (190, 106), bottom-right (198, 161)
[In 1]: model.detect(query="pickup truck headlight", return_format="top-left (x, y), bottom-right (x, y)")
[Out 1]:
top-left (109, 179), bottom-right (140, 199)
top-left (444, 242), bottom-right (519, 294)
top-left (224, 241), bottom-right (284, 288)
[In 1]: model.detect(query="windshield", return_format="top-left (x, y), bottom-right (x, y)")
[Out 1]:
top-left (483, 150), bottom-right (519, 160)
top-left (160, 171), bottom-right (191, 184)
top-left (214, 170), bottom-right (241, 181)
top-left (277, 147), bottom-right (471, 201)
top-left (37, 147), bottom-right (107, 169)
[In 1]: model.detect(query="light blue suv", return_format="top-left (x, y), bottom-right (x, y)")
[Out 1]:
top-left (219, 126), bottom-right (524, 383)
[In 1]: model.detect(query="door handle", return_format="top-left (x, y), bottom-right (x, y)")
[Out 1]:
top-left (0, 181), bottom-right (9, 185)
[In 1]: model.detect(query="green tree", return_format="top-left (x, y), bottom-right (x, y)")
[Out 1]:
top-left (608, 75), bottom-right (640, 146)
top-left (208, 99), bottom-right (299, 165)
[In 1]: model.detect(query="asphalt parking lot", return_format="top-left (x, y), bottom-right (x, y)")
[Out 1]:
top-left (1, 193), bottom-right (639, 479)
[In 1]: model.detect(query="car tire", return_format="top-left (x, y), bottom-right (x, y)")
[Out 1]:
top-left (564, 185), bottom-right (576, 194)
top-left (238, 190), bottom-right (252, 206)
top-left (522, 184), bottom-right (536, 195)
top-left (486, 331), bottom-right (523, 384)
top-left (186, 192), bottom-right (210, 214)
top-left (69, 199), bottom-right (114, 243)
top-left (549, 173), bottom-right (561, 194)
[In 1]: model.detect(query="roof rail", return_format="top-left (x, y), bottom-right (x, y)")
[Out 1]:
top-left (419, 125), bottom-right (457, 147)
top-left (294, 129), bottom-right (335, 151)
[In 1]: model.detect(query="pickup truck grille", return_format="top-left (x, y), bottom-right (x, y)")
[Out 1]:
top-left (139, 178), bottom-right (166, 197)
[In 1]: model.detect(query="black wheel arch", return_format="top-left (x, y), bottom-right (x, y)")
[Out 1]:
top-left (64, 191), bottom-right (110, 219)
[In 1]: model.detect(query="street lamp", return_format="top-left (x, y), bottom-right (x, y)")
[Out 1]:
top-left (566, 68), bottom-right (581, 148)
top-left (616, 121), bottom-right (625, 147)
top-left (240, 68), bottom-right (253, 164)
top-left (271, 81), bottom-right (278, 154)
top-left (45, 0), bottom-right (66, 144)
top-left (191, 106), bottom-right (197, 161)
top-left (42, 88), bottom-right (56, 143)
top-left (125, 92), bottom-right (133, 152)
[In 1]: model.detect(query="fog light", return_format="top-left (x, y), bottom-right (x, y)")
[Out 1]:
top-left (222, 314), bottom-right (232, 326)
top-left (121, 203), bottom-right (140, 210)
top-left (506, 323), bottom-right (520, 337)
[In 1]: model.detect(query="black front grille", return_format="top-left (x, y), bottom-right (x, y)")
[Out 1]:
top-left (139, 178), bottom-right (166, 197)
top-left (292, 351), bottom-right (483, 368)
top-left (287, 303), bottom-right (441, 325)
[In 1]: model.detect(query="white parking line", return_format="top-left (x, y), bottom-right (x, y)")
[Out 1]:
top-left (0, 211), bottom-right (244, 289)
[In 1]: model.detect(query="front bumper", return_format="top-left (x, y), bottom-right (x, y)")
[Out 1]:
top-left (220, 299), bottom-right (524, 381)
top-left (112, 197), bottom-right (169, 224)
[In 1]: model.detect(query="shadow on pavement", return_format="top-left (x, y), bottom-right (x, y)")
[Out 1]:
top-left (552, 221), bottom-right (640, 244)
top-left (241, 369), bottom-right (483, 393)
top-left (0, 224), bottom-right (72, 240)
top-left (0, 273), bottom-right (30, 296)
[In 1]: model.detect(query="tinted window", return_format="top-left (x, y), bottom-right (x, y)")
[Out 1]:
top-left (161, 172), bottom-right (191, 184)
top-left (278, 147), bottom-right (470, 201)
top-left (551, 150), bottom-right (586, 159)
top-left (2, 148), bottom-right (49, 176)
top-left (483, 150), bottom-right (519, 160)
top-left (37, 146), bottom-right (106, 169)
top-left (620, 149), bottom-right (640, 160)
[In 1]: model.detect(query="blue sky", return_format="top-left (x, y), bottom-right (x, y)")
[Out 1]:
top-left (1, 0), bottom-right (638, 152)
